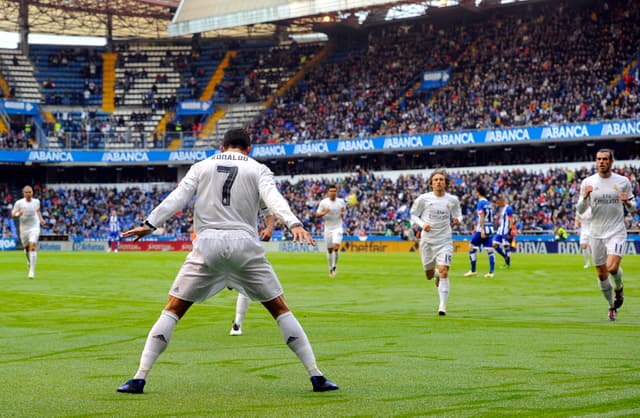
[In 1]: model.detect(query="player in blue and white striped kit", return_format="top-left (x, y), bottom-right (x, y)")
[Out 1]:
top-left (464, 186), bottom-right (496, 278)
top-left (108, 209), bottom-right (121, 252)
top-left (492, 196), bottom-right (514, 268)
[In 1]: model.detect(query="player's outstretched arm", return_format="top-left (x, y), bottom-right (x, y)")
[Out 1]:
top-left (290, 225), bottom-right (315, 246)
top-left (121, 224), bottom-right (154, 242)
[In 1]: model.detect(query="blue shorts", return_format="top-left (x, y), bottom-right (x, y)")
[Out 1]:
top-left (493, 234), bottom-right (510, 246)
top-left (470, 231), bottom-right (493, 249)
top-left (108, 231), bottom-right (120, 241)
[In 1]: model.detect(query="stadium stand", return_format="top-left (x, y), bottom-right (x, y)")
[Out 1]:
top-left (3, 162), bottom-right (637, 240)
top-left (0, 0), bottom-right (639, 243)
top-left (0, 49), bottom-right (41, 102)
top-left (247, 0), bottom-right (640, 143)
top-left (31, 46), bottom-right (105, 107)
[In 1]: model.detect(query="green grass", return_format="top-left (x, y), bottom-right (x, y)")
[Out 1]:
top-left (1, 250), bottom-right (639, 417)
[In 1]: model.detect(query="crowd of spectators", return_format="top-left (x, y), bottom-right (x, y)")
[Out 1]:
top-left (3, 1), bottom-right (638, 152)
top-left (41, 47), bottom-right (103, 106)
top-left (248, 0), bottom-right (640, 144)
top-left (0, 129), bottom-right (33, 149)
top-left (2, 164), bottom-right (638, 241)
top-left (219, 41), bottom-right (324, 104)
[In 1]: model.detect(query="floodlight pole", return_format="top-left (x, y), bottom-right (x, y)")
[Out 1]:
top-left (18, 0), bottom-right (29, 56)
top-left (106, 12), bottom-right (114, 52)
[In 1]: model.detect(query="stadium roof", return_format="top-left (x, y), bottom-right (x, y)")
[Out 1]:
top-left (168, 0), bottom-right (542, 37)
top-left (0, 0), bottom-right (541, 41)
top-left (0, 0), bottom-right (179, 39)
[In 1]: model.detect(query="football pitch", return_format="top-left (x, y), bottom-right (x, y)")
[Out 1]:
top-left (1, 250), bottom-right (639, 417)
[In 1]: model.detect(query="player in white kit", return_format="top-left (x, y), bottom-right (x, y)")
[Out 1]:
top-left (410, 169), bottom-right (463, 316)
top-left (11, 185), bottom-right (45, 279)
top-left (117, 129), bottom-right (338, 393)
top-left (576, 149), bottom-right (636, 321)
top-left (575, 206), bottom-right (593, 268)
top-left (316, 185), bottom-right (346, 277)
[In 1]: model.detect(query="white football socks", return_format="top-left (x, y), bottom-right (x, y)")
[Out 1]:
top-left (611, 267), bottom-right (623, 290)
top-left (438, 278), bottom-right (449, 310)
top-left (29, 251), bottom-right (37, 274)
top-left (134, 310), bottom-right (180, 380)
top-left (234, 293), bottom-right (251, 327)
top-left (598, 278), bottom-right (614, 308)
top-left (276, 311), bottom-right (321, 377)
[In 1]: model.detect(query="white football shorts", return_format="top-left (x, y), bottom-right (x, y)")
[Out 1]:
top-left (20, 227), bottom-right (40, 247)
top-left (579, 230), bottom-right (591, 246)
top-left (168, 229), bottom-right (283, 303)
top-left (324, 227), bottom-right (344, 248)
top-left (590, 232), bottom-right (627, 266)
top-left (419, 238), bottom-right (453, 271)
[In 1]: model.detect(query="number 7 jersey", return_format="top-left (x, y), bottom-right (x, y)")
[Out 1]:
top-left (146, 151), bottom-right (302, 236)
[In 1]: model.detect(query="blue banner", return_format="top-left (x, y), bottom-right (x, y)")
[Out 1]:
top-left (420, 70), bottom-right (450, 89)
top-left (0, 99), bottom-right (40, 115)
top-left (0, 238), bottom-right (17, 250)
top-left (177, 100), bottom-right (214, 115)
top-left (1, 119), bottom-right (639, 163)
top-left (0, 149), bottom-right (216, 164)
top-left (515, 240), bottom-right (640, 254)
top-left (249, 119), bottom-right (640, 159)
